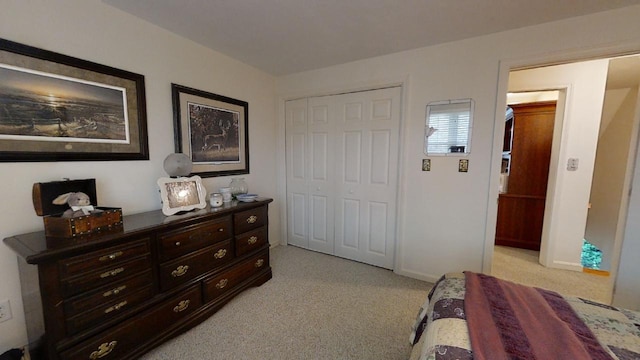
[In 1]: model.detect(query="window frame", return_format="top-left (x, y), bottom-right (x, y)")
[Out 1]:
top-left (424, 98), bottom-right (474, 156)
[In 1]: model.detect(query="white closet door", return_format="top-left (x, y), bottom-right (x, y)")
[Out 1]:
top-left (307, 96), bottom-right (335, 254)
top-left (285, 87), bottom-right (401, 269)
top-left (285, 98), bottom-right (309, 248)
top-left (333, 87), bottom-right (401, 269)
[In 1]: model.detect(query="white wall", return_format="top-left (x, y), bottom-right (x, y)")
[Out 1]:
top-left (508, 61), bottom-right (609, 271)
top-left (614, 100), bottom-right (640, 309)
top-left (586, 86), bottom-right (638, 270)
top-left (0, 0), bottom-right (279, 352)
top-left (276, 6), bottom-right (640, 286)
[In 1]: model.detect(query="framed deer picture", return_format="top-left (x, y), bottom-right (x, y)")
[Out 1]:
top-left (171, 84), bottom-right (249, 177)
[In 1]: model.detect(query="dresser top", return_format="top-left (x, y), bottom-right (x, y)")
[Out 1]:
top-left (4, 198), bottom-right (272, 264)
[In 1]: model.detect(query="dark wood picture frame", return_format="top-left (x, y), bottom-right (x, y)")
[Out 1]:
top-left (172, 83), bottom-right (249, 178)
top-left (0, 38), bottom-right (149, 162)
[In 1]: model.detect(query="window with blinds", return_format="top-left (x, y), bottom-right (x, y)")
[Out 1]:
top-left (424, 99), bottom-right (474, 155)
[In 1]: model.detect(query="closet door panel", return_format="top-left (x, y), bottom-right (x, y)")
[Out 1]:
top-left (310, 194), bottom-right (331, 251)
top-left (285, 99), bottom-right (309, 248)
top-left (307, 98), bottom-right (335, 254)
top-left (334, 87), bottom-right (400, 269)
top-left (370, 130), bottom-right (391, 185)
top-left (291, 134), bottom-right (306, 179)
top-left (336, 198), bottom-right (361, 261)
top-left (311, 133), bottom-right (328, 180)
top-left (368, 201), bottom-right (388, 255)
top-left (289, 193), bottom-right (307, 244)
top-left (343, 131), bottom-right (363, 183)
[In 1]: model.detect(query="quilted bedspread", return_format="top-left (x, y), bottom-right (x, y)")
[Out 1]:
top-left (409, 273), bottom-right (640, 360)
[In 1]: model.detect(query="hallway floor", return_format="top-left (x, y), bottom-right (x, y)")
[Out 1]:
top-left (492, 245), bottom-right (612, 304)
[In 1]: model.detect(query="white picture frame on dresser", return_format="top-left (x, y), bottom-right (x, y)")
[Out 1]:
top-left (157, 175), bottom-right (207, 215)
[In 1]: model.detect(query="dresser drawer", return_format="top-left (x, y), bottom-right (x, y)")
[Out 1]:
top-left (159, 216), bottom-right (231, 261)
top-left (203, 250), bottom-right (269, 303)
top-left (59, 239), bottom-right (150, 278)
top-left (60, 285), bottom-right (202, 360)
top-left (64, 270), bottom-right (154, 318)
top-left (61, 256), bottom-right (151, 297)
top-left (235, 227), bottom-right (267, 257)
top-left (158, 240), bottom-right (233, 291)
top-left (65, 285), bottom-right (153, 335)
top-left (233, 206), bottom-right (267, 235)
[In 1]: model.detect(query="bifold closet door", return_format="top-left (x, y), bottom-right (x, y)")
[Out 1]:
top-left (285, 98), bottom-right (309, 249)
top-left (285, 87), bottom-right (401, 269)
top-left (333, 87), bottom-right (401, 269)
top-left (306, 96), bottom-right (335, 254)
top-left (285, 97), bottom-right (335, 254)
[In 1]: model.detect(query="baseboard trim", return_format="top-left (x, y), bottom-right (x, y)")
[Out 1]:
top-left (550, 260), bottom-right (583, 272)
top-left (393, 268), bottom-right (442, 284)
top-left (583, 267), bottom-right (610, 277)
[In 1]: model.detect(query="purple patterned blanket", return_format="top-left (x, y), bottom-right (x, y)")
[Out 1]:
top-left (409, 272), bottom-right (640, 360)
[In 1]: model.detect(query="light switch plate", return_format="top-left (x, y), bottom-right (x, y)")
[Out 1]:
top-left (422, 159), bottom-right (431, 171)
top-left (567, 158), bottom-right (579, 171)
top-left (459, 159), bottom-right (469, 173)
top-left (0, 299), bottom-right (12, 323)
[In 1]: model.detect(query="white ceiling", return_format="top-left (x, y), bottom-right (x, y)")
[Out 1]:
top-left (103, 0), bottom-right (640, 76)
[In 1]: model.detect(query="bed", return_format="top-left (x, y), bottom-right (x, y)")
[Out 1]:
top-left (409, 272), bottom-right (640, 360)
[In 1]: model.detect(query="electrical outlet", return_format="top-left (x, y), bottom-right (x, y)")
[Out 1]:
top-left (0, 299), bottom-right (12, 323)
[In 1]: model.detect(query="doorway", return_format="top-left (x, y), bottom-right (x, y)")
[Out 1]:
top-left (490, 55), bottom-right (640, 304)
top-left (496, 96), bottom-right (558, 251)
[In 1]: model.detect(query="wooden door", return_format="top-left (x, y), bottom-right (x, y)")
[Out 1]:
top-left (495, 102), bottom-right (556, 250)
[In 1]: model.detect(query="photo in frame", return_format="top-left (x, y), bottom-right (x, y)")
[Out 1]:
top-left (0, 38), bottom-right (148, 162)
top-left (172, 83), bottom-right (249, 178)
top-left (157, 175), bottom-right (207, 216)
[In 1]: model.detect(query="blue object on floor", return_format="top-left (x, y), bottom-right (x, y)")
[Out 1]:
top-left (581, 239), bottom-right (602, 270)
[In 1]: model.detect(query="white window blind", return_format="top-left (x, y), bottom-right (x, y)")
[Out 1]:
top-left (426, 100), bottom-right (472, 154)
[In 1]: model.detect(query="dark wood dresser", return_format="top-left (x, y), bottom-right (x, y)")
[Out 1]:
top-left (3, 198), bottom-right (273, 360)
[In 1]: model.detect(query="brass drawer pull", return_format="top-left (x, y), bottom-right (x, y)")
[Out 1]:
top-left (104, 300), bottom-right (128, 314)
top-left (218, 227), bottom-right (225, 232)
top-left (99, 251), bottom-right (123, 262)
top-left (100, 267), bottom-right (124, 279)
top-left (248, 236), bottom-right (258, 245)
top-left (173, 299), bottom-right (190, 313)
top-left (214, 249), bottom-right (227, 259)
top-left (103, 285), bottom-right (127, 298)
top-left (255, 259), bottom-right (265, 268)
top-left (247, 215), bottom-right (257, 224)
top-left (89, 340), bottom-right (117, 359)
top-left (171, 265), bottom-right (189, 277)
top-left (175, 241), bottom-right (181, 246)
top-left (215, 278), bottom-right (229, 289)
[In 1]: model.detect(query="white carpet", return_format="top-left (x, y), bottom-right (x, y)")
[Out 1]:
top-left (141, 245), bottom-right (431, 360)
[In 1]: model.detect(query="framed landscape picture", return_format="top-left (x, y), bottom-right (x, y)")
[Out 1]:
top-left (0, 38), bottom-right (148, 162)
top-left (172, 83), bottom-right (249, 178)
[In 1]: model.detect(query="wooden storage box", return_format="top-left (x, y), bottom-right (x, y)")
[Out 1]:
top-left (32, 179), bottom-right (123, 238)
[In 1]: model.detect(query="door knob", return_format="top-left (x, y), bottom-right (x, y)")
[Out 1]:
top-left (348, 190), bottom-right (354, 194)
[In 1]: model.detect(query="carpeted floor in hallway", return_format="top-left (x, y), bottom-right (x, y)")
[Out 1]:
top-left (492, 245), bottom-right (612, 304)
